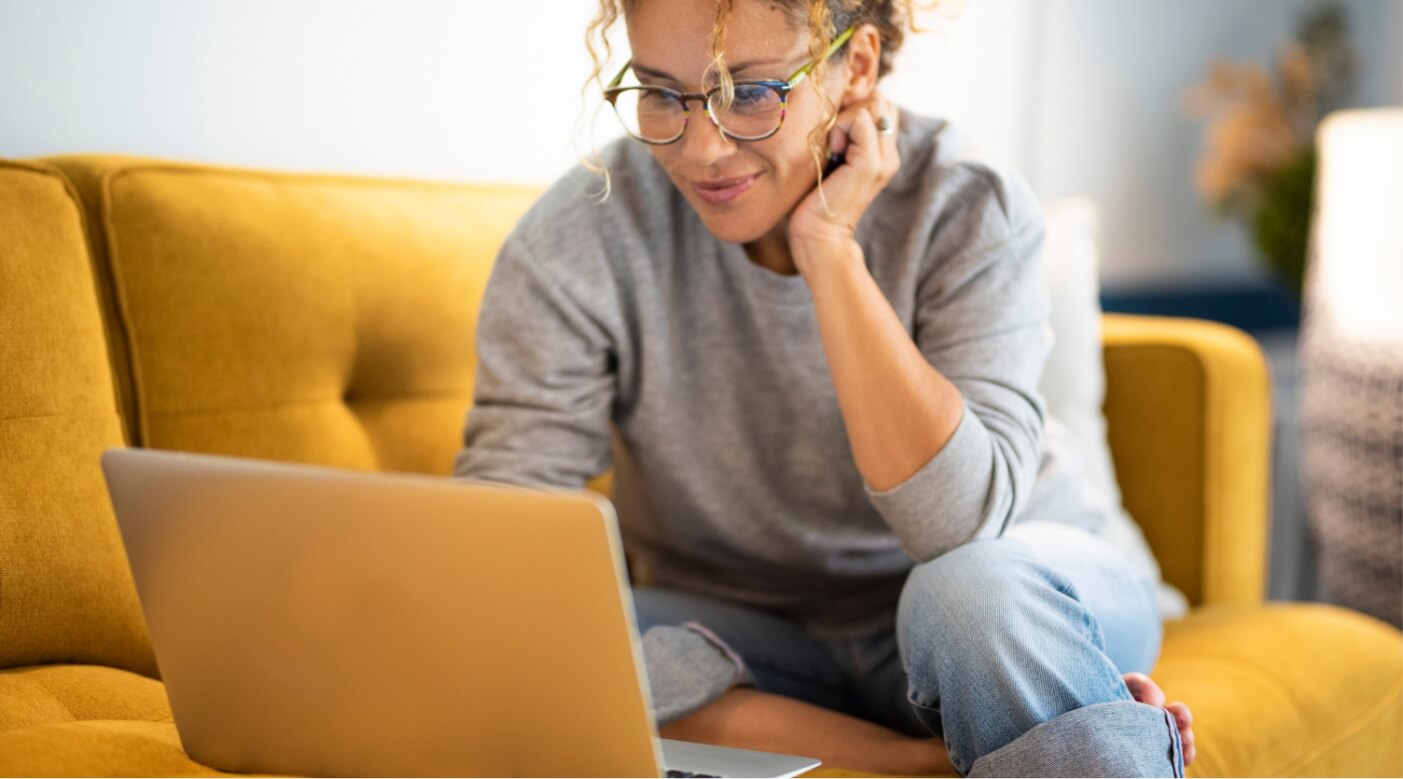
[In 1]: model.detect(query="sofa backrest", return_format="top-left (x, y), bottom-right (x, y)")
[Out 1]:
top-left (4, 152), bottom-right (1265, 649)
top-left (0, 160), bottom-right (157, 676)
top-left (44, 156), bottom-right (540, 476)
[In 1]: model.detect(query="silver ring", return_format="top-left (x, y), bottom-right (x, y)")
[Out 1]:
top-left (876, 115), bottom-right (895, 135)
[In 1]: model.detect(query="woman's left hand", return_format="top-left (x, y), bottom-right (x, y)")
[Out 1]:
top-left (788, 91), bottom-right (901, 275)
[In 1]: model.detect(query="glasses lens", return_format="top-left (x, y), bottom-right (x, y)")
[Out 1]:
top-left (611, 88), bottom-right (684, 143)
top-left (710, 83), bottom-right (784, 140)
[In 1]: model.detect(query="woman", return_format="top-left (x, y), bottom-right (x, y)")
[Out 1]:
top-left (455, 0), bottom-right (1195, 774)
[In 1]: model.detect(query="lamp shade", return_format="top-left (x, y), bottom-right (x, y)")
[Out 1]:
top-left (1299, 108), bottom-right (1403, 628)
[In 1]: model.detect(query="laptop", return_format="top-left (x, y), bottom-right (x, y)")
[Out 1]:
top-left (100, 447), bottom-right (820, 778)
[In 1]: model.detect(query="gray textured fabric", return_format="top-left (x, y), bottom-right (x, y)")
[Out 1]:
top-left (639, 624), bottom-right (751, 726)
top-left (1301, 323), bottom-right (1403, 628)
top-left (966, 701), bottom-right (1184, 777)
top-left (454, 109), bottom-right (1164, 640)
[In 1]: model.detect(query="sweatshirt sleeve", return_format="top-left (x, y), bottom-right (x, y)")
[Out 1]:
top-left (862, 179), bottom-right (1052, 563)
top-left (451, 230), bottom-right (617, 490)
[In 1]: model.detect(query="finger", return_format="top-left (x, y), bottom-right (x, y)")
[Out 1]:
top-left (828, 94), bottom-right (897, 167)
top-left (844, 107), bottom-right (883, 173)
top-left (827, 101), bottom-right (868, 157)
top-left (875, 97), bottom-right (900, 176)
top-left (828, 119), bottom-right (849, 157)
top-left (875, 95), bottom-right (899, 143)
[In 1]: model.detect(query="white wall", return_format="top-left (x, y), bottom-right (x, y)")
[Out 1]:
top-left (0, 0), bottom-right (1038, 181)
top-left (1, 0), bottom-right (1398, 288)
top-left (1031, 0), bottom-right (1403, 287)
top-left (0, 0), bottom-right (609, 184)
top-left (882, 0), bottom-right (1042, 171)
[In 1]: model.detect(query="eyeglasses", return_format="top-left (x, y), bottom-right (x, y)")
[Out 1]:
top-left (603, 25), bottom-right (856, 145)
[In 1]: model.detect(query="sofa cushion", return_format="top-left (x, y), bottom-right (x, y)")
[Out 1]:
top-left (1155, 602), bottom-right (1403, 777)
top-left (0, 604), bottom-right (1393, 778)
top-left (44, 155), bottom-right (540, 476)
top-left (0, 160), bottom-right (156, 677)
top-left (0, 720), bottom-right (239, 777)
top-left (0, 665), bottom-right (171, 732)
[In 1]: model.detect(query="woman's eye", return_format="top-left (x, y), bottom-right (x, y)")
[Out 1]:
top-left (639, 90), bottom-right (678, 109)
top-left (731, 85), bottom-right (775, 109)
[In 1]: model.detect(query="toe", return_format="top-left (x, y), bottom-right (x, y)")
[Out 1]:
top-left (1168, 701), bottom-right (1193, 728)
top-left (1122, 672), bottom-right (1165, 707)
top-left (1175, 709), bottom-right (1196, 768)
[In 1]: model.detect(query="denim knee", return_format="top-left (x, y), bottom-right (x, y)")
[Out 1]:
top-left (896, 538), bottom-right (1093, 695)
top-left (896, 538), bottom-right (1138, 772)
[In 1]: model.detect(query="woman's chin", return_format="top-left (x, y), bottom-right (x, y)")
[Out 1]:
top-left (693, 210), bottom-right (775, 245)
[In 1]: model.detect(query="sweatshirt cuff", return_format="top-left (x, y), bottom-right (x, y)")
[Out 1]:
top-left (861, 401), bottom-right (1004, 561)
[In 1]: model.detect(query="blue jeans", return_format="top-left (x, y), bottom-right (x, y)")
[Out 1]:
top-left (633, 522), bottom-right (1185, 777)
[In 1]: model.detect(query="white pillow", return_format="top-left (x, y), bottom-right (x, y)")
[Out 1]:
top-left (1040, 198), bottom-right (1189, 621)
top-left (1039, 199), bottom-right (1120, 505)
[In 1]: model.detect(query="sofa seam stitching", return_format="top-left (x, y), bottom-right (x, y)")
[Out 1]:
top-left (102, 169), bottom-right (151, 448)
top-left (142, 390), bottom-right (471, 419)
top-left (89, 160), bottom-right (541, 197)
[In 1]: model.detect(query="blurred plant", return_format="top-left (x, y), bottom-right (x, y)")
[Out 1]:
top-left (1183, 2), bottom-right (1357, 299)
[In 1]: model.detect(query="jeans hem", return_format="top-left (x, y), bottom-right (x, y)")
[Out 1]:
top-left (965, 700), bottom-right (1185, 778)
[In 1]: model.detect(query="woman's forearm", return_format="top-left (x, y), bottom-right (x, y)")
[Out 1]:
top-left (800, 240), bottom-right (964, 493)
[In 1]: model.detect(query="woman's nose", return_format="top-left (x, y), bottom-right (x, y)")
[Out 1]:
top-left (676, 106), bottom-right (737, 166)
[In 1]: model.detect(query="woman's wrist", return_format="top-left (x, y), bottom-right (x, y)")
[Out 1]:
top-left (792, 233), bottom-right (864, 281)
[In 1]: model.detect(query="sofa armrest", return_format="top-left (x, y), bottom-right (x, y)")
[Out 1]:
top-left (1101, 313), bottom-right (1272, 609)
top-left (590, 313), bottom-right (1272, 606)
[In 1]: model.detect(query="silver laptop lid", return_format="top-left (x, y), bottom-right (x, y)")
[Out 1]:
top-left (101, 447), bottom-right (662, 777)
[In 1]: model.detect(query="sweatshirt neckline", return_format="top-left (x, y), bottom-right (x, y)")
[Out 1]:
top-left (717, 238), bottom-right (814, 305)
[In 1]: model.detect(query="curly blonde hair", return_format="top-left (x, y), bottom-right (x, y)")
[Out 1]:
top-left (580, 0), bottom-right (950, 199)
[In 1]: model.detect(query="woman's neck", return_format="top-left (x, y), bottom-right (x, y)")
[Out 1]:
top-left (743, 217), bottom-right (798, 276)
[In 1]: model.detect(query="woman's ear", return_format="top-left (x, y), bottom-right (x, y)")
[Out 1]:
top-left (837, 23), bottom-right (882, 107)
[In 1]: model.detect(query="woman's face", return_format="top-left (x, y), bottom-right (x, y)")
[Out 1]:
top-left (623, 0), bottom-right (849, 245)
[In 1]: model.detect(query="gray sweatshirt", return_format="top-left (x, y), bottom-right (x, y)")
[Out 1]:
top-left (453, 109), bottom-right (1175, 639)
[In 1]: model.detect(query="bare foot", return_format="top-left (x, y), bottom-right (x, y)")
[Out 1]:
top-left (1122, 672), bottom-right (1196, 767)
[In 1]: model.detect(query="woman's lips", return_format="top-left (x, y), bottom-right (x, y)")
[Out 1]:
top-left (693, 173), bottom-right (760, 205)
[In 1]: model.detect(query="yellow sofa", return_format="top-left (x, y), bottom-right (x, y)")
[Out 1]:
top-left (1, 154), bottom-right (1399, 778)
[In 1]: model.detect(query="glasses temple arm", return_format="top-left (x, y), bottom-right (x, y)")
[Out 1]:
top-left (606, 60), bottom-right (632, 90)
top-left (786, 24), bottom-right (858, 86)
